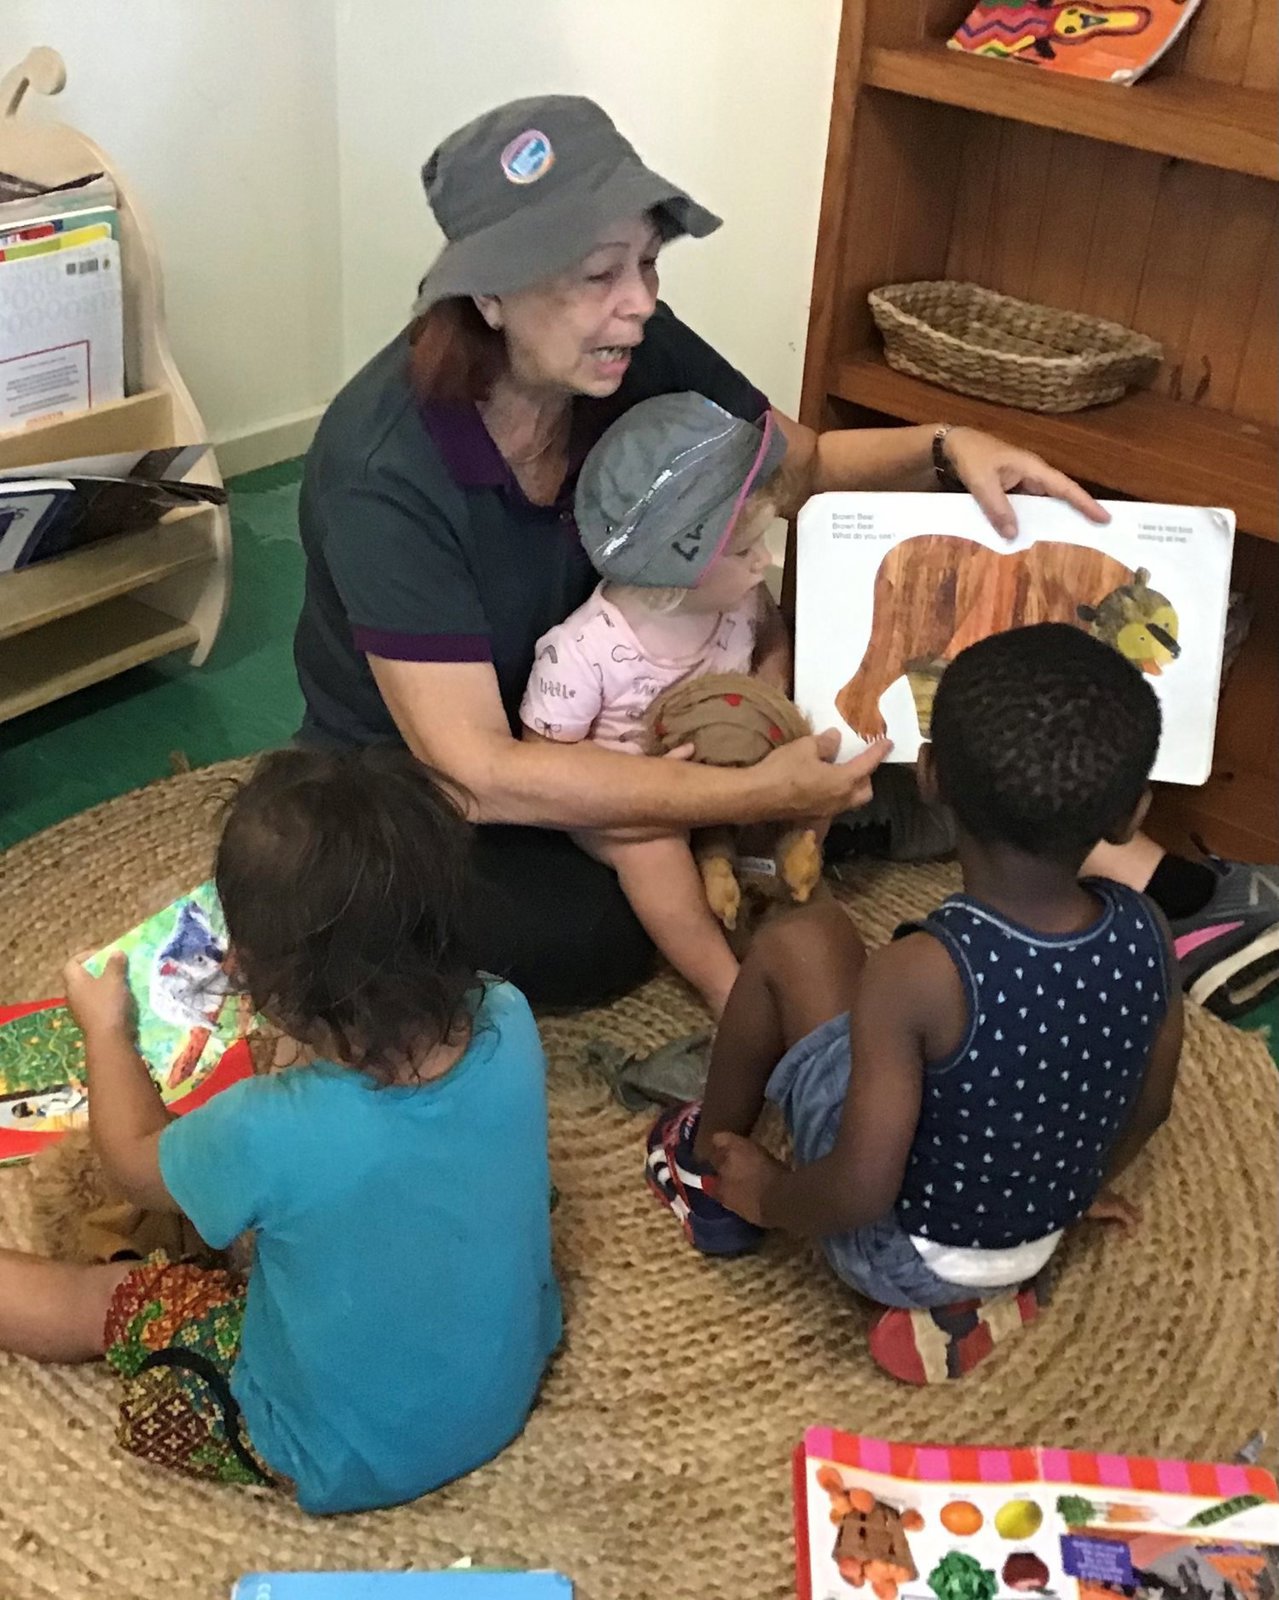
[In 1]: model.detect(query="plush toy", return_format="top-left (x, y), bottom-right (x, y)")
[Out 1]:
top-left (29, 1127), bottom-right (213, 1264)
top-left (645, 670), bottom-right (823, 936)
top-left (26, 1024), bottom-right (291, 1268)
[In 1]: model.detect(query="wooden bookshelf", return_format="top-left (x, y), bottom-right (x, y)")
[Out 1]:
top-left (0, 597), bottom-right (199, 722)
top-left (0, 49), bottom-right (230, 724)
top-left (0, 505), bottom-right (217, 641)
top-left (863, 44), bottom-right (1279, 180)
top-left (832, 354), bottom-right (1278, 539)
top-left (798, 0), bottom-right (1279, 859)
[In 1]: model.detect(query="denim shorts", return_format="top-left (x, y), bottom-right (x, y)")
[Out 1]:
top-left (765, 1014), bottom-right (977, 1310)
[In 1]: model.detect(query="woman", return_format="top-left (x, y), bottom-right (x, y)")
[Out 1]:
top-left (293, 94), bottom-right (1278, 1015)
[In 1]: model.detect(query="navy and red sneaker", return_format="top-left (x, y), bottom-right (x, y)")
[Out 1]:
top-left (644, 1102), bottom-right (765, 1258)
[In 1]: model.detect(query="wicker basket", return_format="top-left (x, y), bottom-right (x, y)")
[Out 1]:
top-left (868, 280), bottom-right (1162, 413)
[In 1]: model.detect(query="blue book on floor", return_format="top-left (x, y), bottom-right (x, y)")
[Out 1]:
top-left (232, 1577), bottom-right (572, 1598)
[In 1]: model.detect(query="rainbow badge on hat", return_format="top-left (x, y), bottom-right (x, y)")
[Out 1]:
top-left (501, 129), bottom-right (554, 184)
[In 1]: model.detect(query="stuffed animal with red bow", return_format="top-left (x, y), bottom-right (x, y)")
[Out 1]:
top-left (645, 671), bottom-right (822, 936)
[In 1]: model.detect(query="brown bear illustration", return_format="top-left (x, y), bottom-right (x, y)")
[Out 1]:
top-left (834, 535), bottom-right (1180, 743)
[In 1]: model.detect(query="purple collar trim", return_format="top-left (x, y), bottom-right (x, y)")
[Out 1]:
top-left (419, 402), bottom-right (509, 489)
top-left (419, 399), bottom-right (605, 500)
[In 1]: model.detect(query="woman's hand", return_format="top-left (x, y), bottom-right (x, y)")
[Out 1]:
top-left (943, 427), bottom-right (1108, 541)
top-left (753, 731), bottom-right (891, 824)
top-left (62, 950), bottom-right (135, 1044)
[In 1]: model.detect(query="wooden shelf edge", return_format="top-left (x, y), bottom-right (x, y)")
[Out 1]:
top-left (830, 354), bottom-right (1278, 540)
top-left (0, 596), bottom-right (198, 722)
top-left (0, 390), bottom-right (176, 471)
top-left (863, 44), bottom-right (1279, 181)
top-left (0, 508), bottom-right (217, 642)
top-left (1149, 771), bottom-right (1279, 862)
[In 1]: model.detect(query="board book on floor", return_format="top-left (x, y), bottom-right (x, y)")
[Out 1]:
top-left (795, 1429), bottom-right (1279, 1600)
top-left (794, 494), bottom-right (1235, 787)
top-left (0, 882), bottom-right (256, 1166)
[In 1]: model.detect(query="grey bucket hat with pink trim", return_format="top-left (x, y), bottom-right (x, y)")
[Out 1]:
top-left (576, 393), bottom-right (787, 588)
top-left (412, 95), bottom-right (721, 314)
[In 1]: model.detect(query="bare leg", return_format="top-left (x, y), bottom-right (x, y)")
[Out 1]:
top-left (0, 1248), bottom-right (134, 1362)
top-left (1082, 832), bottom-right (1164, 889)
top-left (576, 830), bottom-right (740, 1016)
top-left (693, 899), bottom-right (867, 1162)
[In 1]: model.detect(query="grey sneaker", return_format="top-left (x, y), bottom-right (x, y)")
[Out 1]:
top-left (1169, 855), bottom-right (1279, 1020)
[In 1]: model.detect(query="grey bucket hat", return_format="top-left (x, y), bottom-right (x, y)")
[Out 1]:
top-left (412, 95), bottom-right (720, 314)
top-left (576, 393), bottom-right (788, 589)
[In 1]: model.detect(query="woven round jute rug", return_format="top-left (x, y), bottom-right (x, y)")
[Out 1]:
top-left (0, 760), bottom-right (1275, 1600)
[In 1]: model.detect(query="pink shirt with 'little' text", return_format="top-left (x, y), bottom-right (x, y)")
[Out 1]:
top-left (519, 584), bottom-right (758, 752)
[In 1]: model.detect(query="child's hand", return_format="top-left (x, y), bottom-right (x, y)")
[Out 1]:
top-left (62, 950), bottom-right (136, 1043)
top-left (1084, 1187), bottom-right (1142, 1230)
top-left (707, 1131), bottom-right (784, 1227)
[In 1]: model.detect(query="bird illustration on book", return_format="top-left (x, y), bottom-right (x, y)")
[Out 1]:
top-left (151, 900), bottom-right (232, 1030)
top-left (834, 535), bottom-right (1180, 743)
top-left (150, 898), bottom-right (240, 1086)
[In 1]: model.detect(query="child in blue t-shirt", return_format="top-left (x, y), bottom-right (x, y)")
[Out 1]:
top-left (646, 623), bottom-right (1184, 1385)
top-left (0, 746), bottom-right (561, 1515)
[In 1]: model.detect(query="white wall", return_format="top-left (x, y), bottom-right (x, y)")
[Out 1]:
top-left (2, 1), bottom-right (839, 462)
top-left (2, 0), bottom-right (343, 465)
top-left (333, 0), bottom-right (841, 414)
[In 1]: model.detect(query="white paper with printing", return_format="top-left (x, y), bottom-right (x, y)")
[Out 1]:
top-left (0, 237), bottom-right (124, 430)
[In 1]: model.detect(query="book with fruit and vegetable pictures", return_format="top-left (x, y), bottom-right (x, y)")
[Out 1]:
top-left (793, 1430), bottom-right (1278, 1600)
top-left (794, 494), bottom-right (1235, 786)
top-left (0, 884), bottom-right (256, 1167)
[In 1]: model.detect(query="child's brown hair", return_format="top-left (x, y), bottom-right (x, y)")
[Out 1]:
top-left (215, 746), bottom-right (479, 1083)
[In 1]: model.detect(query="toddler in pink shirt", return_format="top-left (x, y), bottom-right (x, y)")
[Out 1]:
top-left (520, 393), bottom-right (795, 1016)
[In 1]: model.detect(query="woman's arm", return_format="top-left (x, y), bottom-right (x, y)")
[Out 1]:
top-left (769, 410), bottom-right (1107, 541)
top-left (370, 655), bottom-right (886, 830)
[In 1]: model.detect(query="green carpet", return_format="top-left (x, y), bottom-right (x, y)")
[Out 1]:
top-left (0, 458), bottom-right (305, 851)
top-left (1, 456), bottom-right (1275, 1067)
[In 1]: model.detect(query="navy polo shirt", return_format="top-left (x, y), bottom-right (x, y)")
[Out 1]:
top-left (292, 302), bottom-right (769, 747)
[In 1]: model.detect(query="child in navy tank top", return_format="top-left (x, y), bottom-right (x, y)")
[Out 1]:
top-left (646, 622), bottom-right (1184, 1384)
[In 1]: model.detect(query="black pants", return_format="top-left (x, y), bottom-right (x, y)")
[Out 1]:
top-left (468, 826), bottom-right (655, 1010)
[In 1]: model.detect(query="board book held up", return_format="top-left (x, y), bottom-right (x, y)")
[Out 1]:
top-left (0, 882), bottom-right (255, 1167)
top-left (794, 494), bottom-right (1234, 787)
